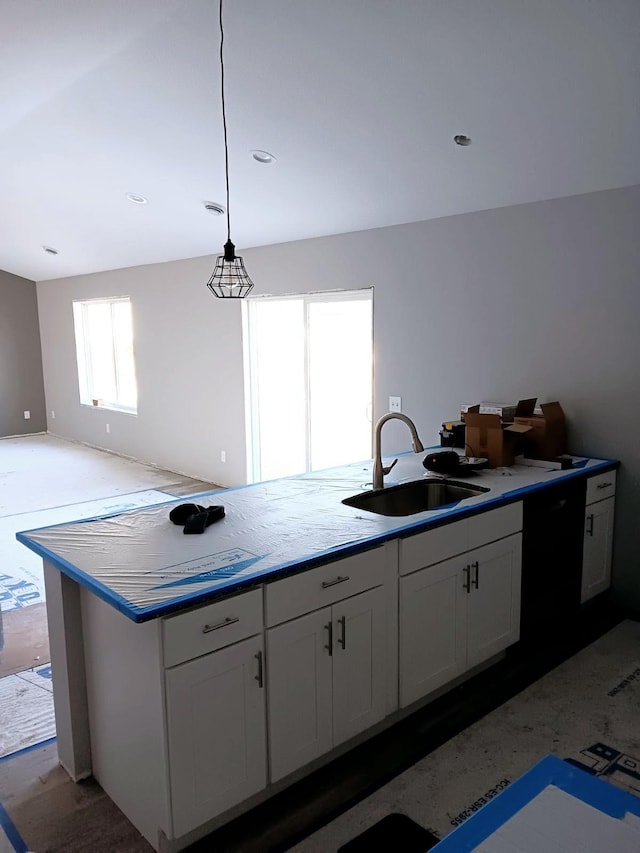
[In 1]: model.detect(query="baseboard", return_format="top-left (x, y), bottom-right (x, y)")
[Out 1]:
top-left (45, 430), bottom-right (230, 489)
top-left (0, 431), bottom-right (47, 440)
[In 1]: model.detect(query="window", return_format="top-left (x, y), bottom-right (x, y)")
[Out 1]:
top-left (72, 297), bottom-right (138, 413)
top-left (244, 289), bottom-right (373, 482)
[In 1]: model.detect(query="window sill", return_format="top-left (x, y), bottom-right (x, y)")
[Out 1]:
top-left (81, 401), bottom-right (137, 416)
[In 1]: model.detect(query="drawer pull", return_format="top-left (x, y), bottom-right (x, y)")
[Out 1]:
top-left (586, 513), bottom-right (594, 537)
top-left (597, 482), bottom-right (613, 490)
top-left (202, 616), bottom-right (239, 634)
top-left (471, 560), bottom-right (480, 589)
top-left (321, 575), bottom-right (350, 589)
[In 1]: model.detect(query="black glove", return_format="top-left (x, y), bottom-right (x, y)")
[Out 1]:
top-left (169, 503), bottom-right (225, 534)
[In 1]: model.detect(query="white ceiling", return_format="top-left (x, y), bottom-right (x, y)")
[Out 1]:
top-left (1, 0), bottom-right (639, 282)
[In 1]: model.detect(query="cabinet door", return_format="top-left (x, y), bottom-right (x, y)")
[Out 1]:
top-left (332, 586), bottom-right (387, 746)
top-left (165, 635), bottom-right (266, 837)
top-left (466, 534), bottom-right (522, 670)
top-left (399, 556), bottom-right (467, 708)
top-left (267, 607), bottom-right (333, 782)
top-left (582, 497), bottom-right (615, 602)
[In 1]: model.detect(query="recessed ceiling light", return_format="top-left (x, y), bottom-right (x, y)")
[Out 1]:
top-left (42, 246), bottom-right (59, 255)
top-left (250, 149), bottom-right (277, 164)
top-left (453, 134), bottom-right (472, 146)
top-left (125, 192), bottom-right (148, 204)
top-left (204, 202), bottom-right (225, 215)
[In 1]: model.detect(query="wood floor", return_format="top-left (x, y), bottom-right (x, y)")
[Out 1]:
top-left (0, 603), bottom-right (49, 678)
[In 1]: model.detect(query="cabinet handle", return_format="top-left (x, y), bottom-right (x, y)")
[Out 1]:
top-left (586, 513), bottom-right (595, 536)
top-left (254, 651), bottom-right (264, 688)
top-left (597, 482), bottom-right (613, 490)
top-left (472, 561), bottom-right (479, 589)
top-left (202, 616), bottom-right (239, 634)
top-left (321, 575), bottom-right (350, 589)
top-left (337, 615), bottom-right (346, 650)
top-left (325, 621), bottom-right (333, 656)
top-left (463, 564), bottom-right (471, 593)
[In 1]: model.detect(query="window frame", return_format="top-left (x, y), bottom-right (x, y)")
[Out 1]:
top-left (72, 296), bottom-right (138, 415)
top-left (243, 287), bottom-right (374, 482)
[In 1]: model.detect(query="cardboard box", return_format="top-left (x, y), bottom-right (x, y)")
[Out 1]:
top-left (463, 406), bottom-right (532, 467)
top-left (514, 399), bottom-right (566, 460)
top-left (461, 401), bottom-right (519, 422)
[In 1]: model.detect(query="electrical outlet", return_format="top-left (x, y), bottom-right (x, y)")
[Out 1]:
top-left (389, 396), bottom-right (402, 413)
top-left (106, 423), bottom-right (110, 433)
top-left (23, 410), bottom-right (30, 419)
top-left (51, 410), bottom-right (56, 419)
top-left (220, 450), bottom-right (226, 463)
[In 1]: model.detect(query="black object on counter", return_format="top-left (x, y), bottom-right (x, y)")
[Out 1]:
top-left (169, 503), bottom-right (225, 534)
top-left (440, 420), bottom-right (466, 448)
top-left (423, 450), bottom-right (462, 474)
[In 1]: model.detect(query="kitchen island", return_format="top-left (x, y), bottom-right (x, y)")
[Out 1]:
top-left (17, 451), bottom-right (618, 852)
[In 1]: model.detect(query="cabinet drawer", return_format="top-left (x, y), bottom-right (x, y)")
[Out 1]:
top-left (586, 470), bottom-right (616, 505)
top-left (468, 502), bottom-right (522, 550)
top-left (400, 518), bottom-right (468, 576)
top-left (400, 504), bottom-right (522, 576)
top-left (163, 588), bottom-right (263, 667)
top-left (265, 547), bottom-right (386, 627)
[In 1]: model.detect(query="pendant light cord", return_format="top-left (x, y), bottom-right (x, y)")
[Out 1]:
top-left (219, 0), bottom-right (231, 244)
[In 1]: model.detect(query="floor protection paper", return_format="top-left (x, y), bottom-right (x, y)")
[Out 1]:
top-left (291, 620), bottom-right (640, 851)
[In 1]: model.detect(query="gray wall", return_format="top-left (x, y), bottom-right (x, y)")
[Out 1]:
top-left (37, 255), bottom-right (246, 484)
top-left (37, 184), bottom-right (640, 610)
top-left (0, 269), bottom-right (46, 436)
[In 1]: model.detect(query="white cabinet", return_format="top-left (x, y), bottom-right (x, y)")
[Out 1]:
top-left (399, 525), bottom-right (522, 708)
top-left (581, 471), bottom-right (616, 603)
top-left (61, 471), bottom-right (619, 852)
top-left (400, 555), bottom-right (467, 703)
top-left (165, 635), bottom-right (267, 837)
top-left (582, 496), bottom-right (615, 603)
top-left (267, 607), bottom-right (333, 781)
top-left (466, 536), bottom-right (522, 668)
top-left (267, 585), bottom-right (387, 782)
top-left (332, 585), bottom-right (387, 746)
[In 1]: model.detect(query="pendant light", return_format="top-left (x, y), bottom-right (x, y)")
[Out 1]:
top-left (206, 0), bottom-right (255, 298)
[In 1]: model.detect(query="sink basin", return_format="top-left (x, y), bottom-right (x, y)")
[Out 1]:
top-left (342, 478), bottom-right (490, 517)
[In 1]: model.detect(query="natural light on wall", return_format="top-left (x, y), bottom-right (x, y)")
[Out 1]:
top-left (245, 289), bottom-right (373, 482)
top-left (72, 297), bottom-right (138, 413)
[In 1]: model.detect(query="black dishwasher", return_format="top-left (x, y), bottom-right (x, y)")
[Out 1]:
top-left (520, 477), bottom-right (586, 644)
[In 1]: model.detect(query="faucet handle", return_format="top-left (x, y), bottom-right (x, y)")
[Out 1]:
top-left (382, 458), bottom-right (398, 476)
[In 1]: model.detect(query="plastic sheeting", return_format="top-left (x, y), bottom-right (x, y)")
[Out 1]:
top-left (16, 454), bottom-right (612, 622)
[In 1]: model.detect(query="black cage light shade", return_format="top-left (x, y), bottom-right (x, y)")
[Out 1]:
top-left (206, 240), bottom-right (254, 298)
top-left (206, 0), bottom-right (255, 299)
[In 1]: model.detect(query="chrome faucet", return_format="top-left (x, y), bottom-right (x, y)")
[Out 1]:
top-left (372, 412), bottom-right (425, 490)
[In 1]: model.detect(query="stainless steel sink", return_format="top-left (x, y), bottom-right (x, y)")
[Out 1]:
top-left (342, 478), bottom-right (490, 517)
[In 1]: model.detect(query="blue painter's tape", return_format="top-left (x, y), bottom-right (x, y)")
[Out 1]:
top-left (16, 458), bottom-right (619, 623)
top-left (0, 800), bottom-right (28, 853)
top-left (431, 754), bottom-right (640, 851)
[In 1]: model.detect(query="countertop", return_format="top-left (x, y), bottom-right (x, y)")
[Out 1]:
top-left (16, 451), bottom-right (617, 622)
